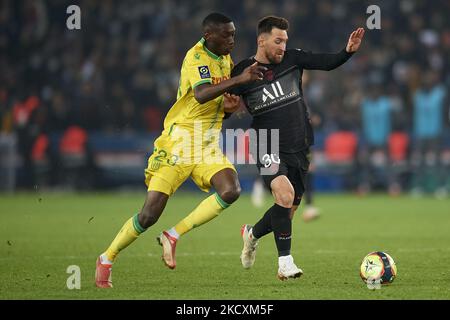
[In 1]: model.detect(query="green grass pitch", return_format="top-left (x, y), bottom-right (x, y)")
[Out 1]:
top-left (0, 192), bottom-right (449, 299)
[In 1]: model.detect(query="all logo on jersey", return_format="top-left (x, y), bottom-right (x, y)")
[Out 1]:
top-left (198, 66), bottom-right (211, 79)
top-left (245, 68), bottom-right (301, 115)
top-left (262, 81), bottom-right (285, 102)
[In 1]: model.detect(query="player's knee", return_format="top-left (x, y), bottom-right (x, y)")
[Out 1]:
top-left (275, 190), bottom-right (295, 208)
top-left (218, 184), bottom-right (241, 205)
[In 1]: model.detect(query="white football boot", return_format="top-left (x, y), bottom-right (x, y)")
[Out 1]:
top-left (301, 205), bottom-right (320, 222)
top-left (277, 255), bottom-right (303, 281)
top-left (240, 224), bottom-right (258, 269)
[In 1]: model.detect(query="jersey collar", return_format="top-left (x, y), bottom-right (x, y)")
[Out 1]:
top-left (200, 38), bottom-right (223, 61)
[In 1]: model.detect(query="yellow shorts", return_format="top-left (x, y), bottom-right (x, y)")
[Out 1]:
top-left (144, 138), bottom-right (236, 196)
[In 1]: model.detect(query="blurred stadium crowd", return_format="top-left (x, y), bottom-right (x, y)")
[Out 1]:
top-left (0, 0), bottom-right (449, 194)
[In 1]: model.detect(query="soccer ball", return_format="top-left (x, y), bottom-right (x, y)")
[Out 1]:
top-left (360, 251), bottom-right (397, 285)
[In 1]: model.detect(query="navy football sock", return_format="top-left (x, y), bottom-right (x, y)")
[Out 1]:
top-left (270, 203), bottom-right (292, 257)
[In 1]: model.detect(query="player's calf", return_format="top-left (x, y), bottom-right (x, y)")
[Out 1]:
top-left (139, 192), bottom-right (168, 228)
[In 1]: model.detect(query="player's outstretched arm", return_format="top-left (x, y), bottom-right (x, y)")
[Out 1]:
top-left (298, 27), bottom-right (365, 71)
top-left (194, 62), bottom-right (267, 104)
top-left (346, 27), bottom-right (365, 53)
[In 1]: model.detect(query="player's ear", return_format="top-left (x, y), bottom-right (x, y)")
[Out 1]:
top-left (203, 24), bottom-right (213, 41)
top-left (257, 34), bottom-right (265, 48)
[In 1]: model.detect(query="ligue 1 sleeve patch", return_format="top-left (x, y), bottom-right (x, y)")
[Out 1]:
top-left (198, 66), bottom-right (211, 79)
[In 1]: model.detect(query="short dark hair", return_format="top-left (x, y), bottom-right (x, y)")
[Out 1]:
top-left (257, 16), bottom-right (289, 36)
top-left (202, 13), bottom-right (232, 31)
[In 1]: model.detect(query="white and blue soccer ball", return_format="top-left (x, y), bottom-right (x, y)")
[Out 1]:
top-left (360, 251), bottom-right (397, 286)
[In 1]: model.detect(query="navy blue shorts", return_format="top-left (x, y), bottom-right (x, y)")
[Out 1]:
top-left (254, 149), bottom-right (311, 206)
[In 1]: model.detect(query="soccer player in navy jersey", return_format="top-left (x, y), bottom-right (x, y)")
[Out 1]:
top-left (229, 16), bottom-right (364, 280)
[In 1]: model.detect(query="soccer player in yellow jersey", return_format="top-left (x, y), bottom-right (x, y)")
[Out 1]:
top-left (95, 13), bottom-right (267, 288)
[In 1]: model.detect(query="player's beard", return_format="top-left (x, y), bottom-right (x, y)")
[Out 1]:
top-left (267, 50), bottom-right (284, 64)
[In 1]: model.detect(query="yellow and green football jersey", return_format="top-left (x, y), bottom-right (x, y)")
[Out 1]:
top-left (145, 38), bottom-right (236, 195)
top-left (161, 38), bottom-right (233, 137)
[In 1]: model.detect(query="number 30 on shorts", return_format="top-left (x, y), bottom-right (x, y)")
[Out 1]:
top-left (262, 153), bottom-right (281, 168)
